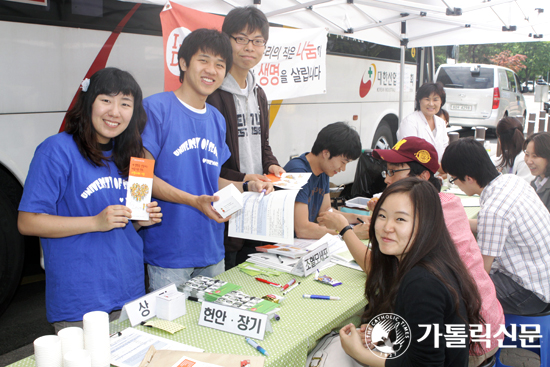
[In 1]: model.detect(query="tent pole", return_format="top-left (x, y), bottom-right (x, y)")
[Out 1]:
top-left (399, 44), bottom-right (405, 122)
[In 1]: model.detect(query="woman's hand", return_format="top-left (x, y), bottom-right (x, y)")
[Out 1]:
top-left (94, 205), bottom-right (132, 231)
top-left (268, 165), bottom-right (286, 178)
top-left (248, 180), bottom-right (274, 194)
top-left (339, 323), bottom-right (366, 360)
top-left (317, 211), bottom-right (348, 231)
top-left (136, 201), bottom-right (163, 228)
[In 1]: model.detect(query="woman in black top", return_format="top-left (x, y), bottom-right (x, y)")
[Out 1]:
top-left (327, 178), bottom-right (483, 366)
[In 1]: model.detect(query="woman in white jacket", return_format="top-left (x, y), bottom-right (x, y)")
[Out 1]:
top-left (495, 117), bottom-right (533, 182)
top-left (396, 82), bottom-right (449, 162)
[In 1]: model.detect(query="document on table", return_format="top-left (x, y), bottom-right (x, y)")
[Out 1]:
top-left (228, 190), bottom-right (299, 245)
top-left (110, 328), bottom-right (203, 367)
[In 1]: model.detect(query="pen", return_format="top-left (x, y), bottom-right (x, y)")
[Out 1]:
top-left (256, 189), bottom-right (266, 203)
top-left (357, 217), bottom-right (365, 224)
top-left (255, 277), bottom-right (281, 287)
top-left (281, 278), bottom-right (296, 290)
top-left (245, 337), bottom-right (269, 356)
top-left (303, 294), bottom-right (341, 300)
top-left (277, 254), bottom-right (284, 264)
top-left (283, 281), bottom-right (300, 295)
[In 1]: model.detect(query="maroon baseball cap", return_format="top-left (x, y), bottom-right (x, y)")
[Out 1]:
top-left (373, 136), bottom-right (440, 174)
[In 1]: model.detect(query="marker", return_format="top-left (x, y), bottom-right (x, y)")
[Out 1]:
top-left (283, 281), bottom-right (300, 295)
top-left (256, 189), bottom-right (266, 203)
top-left (276, 254), bottom-right (284, 264)
top-left (255, 277), bottom-right (281, 287)
top-left (303, 294), bottom-right (340, 300)
top-left (356, 217), bottom-right (365, 224)
top-left (281, 278), bottom-right (296, 290)
top-left (245, 337), bottom-right (269, 356)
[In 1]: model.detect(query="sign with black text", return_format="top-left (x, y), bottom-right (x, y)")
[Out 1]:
top-left (198, 302), bottom-right (271, 340)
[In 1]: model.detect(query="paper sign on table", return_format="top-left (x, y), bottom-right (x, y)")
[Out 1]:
top-left (126, 157), bottom-right (155, 220)
top-left (119, 284), bottom-right (177, 326)
top-left (198, 302), bottom-right (271, 340)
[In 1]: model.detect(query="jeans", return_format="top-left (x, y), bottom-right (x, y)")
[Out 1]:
top-left (147, 259), bottom-right (225, 292)
top-left (490, 271), bottom-right (549, 315)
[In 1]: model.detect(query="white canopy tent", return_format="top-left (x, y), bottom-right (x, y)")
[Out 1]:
top-left (127, 0), bottom-right (549, 117)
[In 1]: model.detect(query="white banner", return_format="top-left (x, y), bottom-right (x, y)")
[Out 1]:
top-left (254, 27), bottom-right (327, 100)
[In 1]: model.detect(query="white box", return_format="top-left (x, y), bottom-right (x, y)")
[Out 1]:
top-left (345, 197), bottom-right (369, 209)
top-left (156, 291), bottom-right (186, 321)
top-left (212, 184), bottom-right (243, 218)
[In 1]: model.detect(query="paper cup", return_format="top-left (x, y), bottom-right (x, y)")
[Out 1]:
top-left (63, 350), bottom-right (91, 367)
top-left (34, 335), bottom-right (62, 367)
top-left (58, 327), bottom-right (84, 357)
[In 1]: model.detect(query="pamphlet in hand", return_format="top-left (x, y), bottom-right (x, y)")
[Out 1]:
top-left (126, 157), bottom-right (154, 221)
top-left (265, 172), bottom-right (312, 190)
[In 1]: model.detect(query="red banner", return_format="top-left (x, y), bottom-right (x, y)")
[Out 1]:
top-left (160, 2), bottom-right (224, 92)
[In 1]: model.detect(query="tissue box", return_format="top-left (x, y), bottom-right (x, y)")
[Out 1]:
top-left (212, 184), bottom-right (243, 218)
top-left (156, 291), bottom-right (186, 321)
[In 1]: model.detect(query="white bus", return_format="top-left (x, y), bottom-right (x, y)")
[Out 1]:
top-left (0, 0), bottom-right (419, 314)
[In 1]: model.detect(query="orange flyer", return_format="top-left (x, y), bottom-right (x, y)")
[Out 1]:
top-left (125, 157), bottom-right (155, 220)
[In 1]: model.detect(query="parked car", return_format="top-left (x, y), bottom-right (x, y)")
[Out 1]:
top-left (435, 64), bottom-right (527, 129)
top-left (527, 80), bottom-right (535, 92)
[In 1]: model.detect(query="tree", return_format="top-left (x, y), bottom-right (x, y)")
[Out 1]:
top-left (490, 50), bottom-right (527, 72)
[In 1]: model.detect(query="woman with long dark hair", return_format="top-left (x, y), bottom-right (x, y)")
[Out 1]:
top-left (496, 117), bottom-right (533, 182)
top-left (524, 132), bottom-right (550, 211)
top-left (327, 178), bottom-right (483, 366)
top-left (18, 68), bottom-right (162, 332)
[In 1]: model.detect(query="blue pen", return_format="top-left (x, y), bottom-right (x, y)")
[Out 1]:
top-left (303, 294), bottom-right (341, 300)
top-left (245, 337), bottom-right (269, 356)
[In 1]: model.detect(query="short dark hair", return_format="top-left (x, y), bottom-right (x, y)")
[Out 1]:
top-left (524, 132), bottom-right (550, 177)
top-left (222, 6), bottom-right (269, 41)
top-left (65, 67), bottom-right (146, 177)
top-left (441, 138), bottom-right (499, 187)
top-left (437, 108), bottom-right (449, 124)
top-left (387, 161), bottom-right (442, 191)
top-left (496, 117), bottom-right (525, 169)
top-left (311, 122), bottom-right (362, 160)
top-left (178, 28), bottom-right (233, 83)
top-left (415, 82), bottom-right (446, 111)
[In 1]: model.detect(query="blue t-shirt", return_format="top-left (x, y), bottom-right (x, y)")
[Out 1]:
top-left (141, 92), bottom-right (231, 268)
top-left (284, 153), bottom-right (329, 223)
top-left (18, 132), bottom-right (144, 323)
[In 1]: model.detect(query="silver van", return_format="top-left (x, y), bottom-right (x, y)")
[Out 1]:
top-left (435, 64), bottom-right (526, 129)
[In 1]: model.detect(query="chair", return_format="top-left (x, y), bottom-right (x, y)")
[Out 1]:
top-left (495, 304), bottom-right (550, 366)
top-left (479, 355), bottom-right (496, 367)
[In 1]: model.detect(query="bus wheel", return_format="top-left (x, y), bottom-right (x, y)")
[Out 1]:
top-left (371, 122), bottom-right (394, 150)
top-left (0, 174), bottom-right (24, 317)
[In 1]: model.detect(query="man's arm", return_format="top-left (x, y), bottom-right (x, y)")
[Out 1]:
top-left (482, 255), bottom-right (495, 274)
top-left (294, 195), bottom-right (337, 239)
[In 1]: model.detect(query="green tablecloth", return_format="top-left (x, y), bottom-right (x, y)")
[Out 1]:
top-left (8, 264), bottom-right (367, 367)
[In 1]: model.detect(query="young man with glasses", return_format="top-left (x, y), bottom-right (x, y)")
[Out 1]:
top-left (319, 136), bottom-right (504, 365)
top-left (442, 138), bottom-right (550, 316)
top-left (207, 7), bottom-right (284, 269)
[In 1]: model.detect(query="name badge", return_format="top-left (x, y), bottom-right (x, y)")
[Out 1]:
top-left (198, 302), bottom-right (271, 340)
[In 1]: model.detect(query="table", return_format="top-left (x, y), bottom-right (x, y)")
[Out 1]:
top-left (8, 264), bottom-right (367, 367)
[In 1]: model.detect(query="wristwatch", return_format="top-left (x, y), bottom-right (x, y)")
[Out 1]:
top-left (338, 225), bottom-right (353, 240)
top-left (243, 181), bottom-right (249, 192)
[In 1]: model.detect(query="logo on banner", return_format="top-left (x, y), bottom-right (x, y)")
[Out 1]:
top-left (166, 27), bottom-right (191, 76)
top-left (365, 313), bottom-right (411, 359)
top-left (360, 63), bottom-right (377, 98)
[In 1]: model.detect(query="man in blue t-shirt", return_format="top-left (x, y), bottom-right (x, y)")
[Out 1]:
top-left (284, 122), bottom-right (362, 239)
top-left (141, 29), bottom-right (272, 291)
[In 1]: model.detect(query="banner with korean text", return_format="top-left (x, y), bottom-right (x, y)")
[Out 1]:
top-left (160, 1), bottom-right (327, 100)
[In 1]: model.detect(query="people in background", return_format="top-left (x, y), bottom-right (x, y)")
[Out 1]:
top-left (396, 82), bottom-right (449, 162)
top-left (321, 136), bottom-right (502, 366)
top-left (495, 117), bottom-right (533, 182)
top-left (324, 178), bottom-right (483, 366)
top-left (436, 108), bottom-right (450, 127)
top-left (140, 29), bottom-right (272, 291)
top-left (17, 68), bottom-right (162, 332)
top-left (524, 132), bottom-right (550, 212)
top-left (442, 138), bottom-right (550, 315)
top-left (207, 6), bottom-right (284, 270)
top-left (284, 122), bottom-right (362, 239)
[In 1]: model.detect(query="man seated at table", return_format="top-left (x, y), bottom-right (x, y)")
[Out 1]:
top-left (284, 122), bottom-right (361, 239)
top-left (441, 137), bottom-right (550, 315)
top-left (321, 136), bottom-right (502, 365)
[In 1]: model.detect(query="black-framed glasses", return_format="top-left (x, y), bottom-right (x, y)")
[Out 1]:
top-left (381, 168), bottom-right (411, 178)
top-left (449, 176), bottom-right (460, 184)
top-left (230, 35), bottom-right (267, 47)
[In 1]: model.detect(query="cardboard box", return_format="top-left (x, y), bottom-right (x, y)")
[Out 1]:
top-left (156, 291), bottom-right (186, 321)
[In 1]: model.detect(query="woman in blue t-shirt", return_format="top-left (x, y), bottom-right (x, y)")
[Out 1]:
top-left (18, 68), bottom-right (162, 331)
